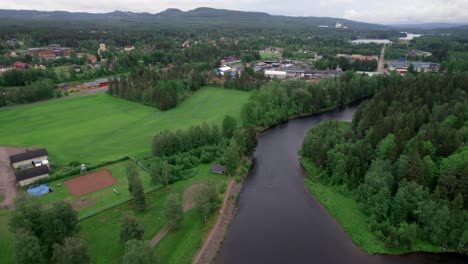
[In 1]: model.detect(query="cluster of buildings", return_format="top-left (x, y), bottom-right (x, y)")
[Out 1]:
top-left (387, 60), bottom-right (440, 74)
top-left (254, 59), bottom-right (344, 81)
top-left (350, 39), bottom-right (393, 45)
top-left (407, 50), bottom-right (432, 57)
top-left (28, 44), bottom-right (72, 60)
top-left (9, 149), bottom-right (50, 187)
top-left (337, 54), bottom-right (378, 61)
top-left (58, 78), bottom-right (110, 92)
top-left (0, 61), bottom-right (29, 73)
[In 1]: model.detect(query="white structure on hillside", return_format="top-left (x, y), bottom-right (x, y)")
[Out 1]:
top-left (265, 70), bottom-right (287, 79)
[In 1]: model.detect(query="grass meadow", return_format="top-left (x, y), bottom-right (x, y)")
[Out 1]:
top-left (0, 86), bottom-right (249, 166)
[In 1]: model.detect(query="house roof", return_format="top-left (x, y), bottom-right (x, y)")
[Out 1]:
top-left (15, 165), bottom-right (50, 182)
top-left (211, 164), bottom-right (226, 173)
top-left (9, 149), bottom-right (48, 163)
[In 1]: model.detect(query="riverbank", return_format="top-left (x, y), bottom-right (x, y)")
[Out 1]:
top-left (301, 158), bottom-right (445, 255)
top-left (192, 159), bottom-right (251, 264)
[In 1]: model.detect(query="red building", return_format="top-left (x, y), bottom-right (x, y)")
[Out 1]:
top-left (13, 61), bottom-right (29, 69)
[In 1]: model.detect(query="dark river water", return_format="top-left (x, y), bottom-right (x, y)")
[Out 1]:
top-left (216, 106), bottom-right (467, 264)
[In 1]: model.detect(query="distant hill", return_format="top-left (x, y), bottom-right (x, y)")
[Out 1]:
top-left (390, 23), bottom-right (468, 30)
top-left (0, 7), bottom-right (389, 31)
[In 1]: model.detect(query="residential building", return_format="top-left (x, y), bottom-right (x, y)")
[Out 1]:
top-left (211, 164), bottom-right (227, 175)
top-left (13, 61), bottom-right (28, 70)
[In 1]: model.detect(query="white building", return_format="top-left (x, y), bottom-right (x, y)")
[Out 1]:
top-left (217, 66), bottom-right (232, 76)
top-left (265, 70), bottom-right (287, 79)
top-left (350, 39), bottom-right (393, 45)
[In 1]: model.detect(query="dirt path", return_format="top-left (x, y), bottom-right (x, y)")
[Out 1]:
top-left (150, 183), bottom-right (204, 248)
top-left (377, 46), bottom-right (386, 73)
top-left (192, 179), bottom-right (242, 264)
top-left (0, 146), bottom-right (31, 209)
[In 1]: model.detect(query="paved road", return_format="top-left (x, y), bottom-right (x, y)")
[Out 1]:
top-left (377, 46), bottom-right (386, 73)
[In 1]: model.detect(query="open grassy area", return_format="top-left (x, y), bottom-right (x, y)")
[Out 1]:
top-left (259, 51), bottom-right (282, 60)
top-left (302, 158), bottom-right (442, 254)
top-left (80, 163), bottom-right (227, 263)
top-left (155, 208), bottom-right (215, 264)
top-left (0, 87), bottom-right (249, 166)
top-left (37, 160), bottom-right (151, 217)
top-left (0, 210), bottom-right (14, 263)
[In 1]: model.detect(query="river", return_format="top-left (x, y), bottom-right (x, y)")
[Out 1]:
top-left (216, 106), bottom-right (467, 264)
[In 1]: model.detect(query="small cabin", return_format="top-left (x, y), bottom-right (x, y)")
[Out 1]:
top-left (211, 164), bottom-right (227, 175)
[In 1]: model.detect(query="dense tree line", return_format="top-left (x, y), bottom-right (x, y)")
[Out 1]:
top-left (301, 73), bottom-right (468, 251)
top-left (108, 66), bottom-right (205, 110)
top-left (314, 57), bottom-right (378, 71)
top-left (241, 72), bottom-right (400, 128)
top-left (0, 79), bottom-right (62, 107)
top-left (9, 199), bottom-right (89, 263)
top-left (0, 68), bottom-right (57, 86)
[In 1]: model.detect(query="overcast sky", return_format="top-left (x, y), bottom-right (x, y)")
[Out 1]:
top-left (3, 0), bottom-right (468, 24)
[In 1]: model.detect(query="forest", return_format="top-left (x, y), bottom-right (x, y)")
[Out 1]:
top-left (301, 72), bottom-right (468, 251)
top-left (240, 71), bottom-right (406, 128)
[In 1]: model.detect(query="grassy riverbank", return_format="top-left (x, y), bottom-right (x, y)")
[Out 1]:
top-left (301, 158), bottom-right (442, 254)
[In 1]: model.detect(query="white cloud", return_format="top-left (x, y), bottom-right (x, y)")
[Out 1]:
top-left (343, 0), bottom-right (468, 24)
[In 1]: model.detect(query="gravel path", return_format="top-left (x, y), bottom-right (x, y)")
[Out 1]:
top-left (0, 146), bottom-right (30, 209)
top-left (192, 179), bottom-right (242, 264)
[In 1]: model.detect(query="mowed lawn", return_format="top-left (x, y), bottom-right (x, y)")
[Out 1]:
top-left (0, 87), bottom-right (249, 165)
top-left (80, 164), bottom-right (227, 264)
top-left (37, 160), bottom-right (152, 218)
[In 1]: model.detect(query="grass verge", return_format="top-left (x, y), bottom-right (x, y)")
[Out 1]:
top-left (301, 158), bottom-right (441, 254)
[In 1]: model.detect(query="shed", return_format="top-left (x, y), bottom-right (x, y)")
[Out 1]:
top-left (211, 164), bottom-right (227, 175)
top-left (15, 165), bottom-right (50, 187)
top-left (9, 149), bottom-right (48, 169)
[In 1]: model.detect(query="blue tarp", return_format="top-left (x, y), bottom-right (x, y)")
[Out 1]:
top-left (27, 184), bottom-right (51, 197)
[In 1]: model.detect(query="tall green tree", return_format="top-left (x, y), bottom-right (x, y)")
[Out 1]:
top-left (52, 237), bottom-right (90, 264)
top-left (195, 182), bottom-right (220, 221)
top-left (127, 163), bottom-right (146, 211)
top-left (164, 193), bottom-right (184, 228)
top-left (14, 229), bottom-right (45, 264)
top-left (122, 240), bottom-right (156, 264)
top-left (120, 213), bottom-right (145, 243)
top-left (222, 115), bottom-right (237, 138)
top-left (224, 140), bottom-right (242, 176)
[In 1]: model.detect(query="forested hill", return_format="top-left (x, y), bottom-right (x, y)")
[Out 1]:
top-left (301, 72), bottom-right (468, 252)
top-left (0, 8), bottom-right (388, 30)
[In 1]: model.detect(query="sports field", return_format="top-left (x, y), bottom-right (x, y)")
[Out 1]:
top-left (0, 87), bottom-right (249, 165)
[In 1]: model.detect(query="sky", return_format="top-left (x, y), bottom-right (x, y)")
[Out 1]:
top-left (2, 0), bottom-right (468, 24)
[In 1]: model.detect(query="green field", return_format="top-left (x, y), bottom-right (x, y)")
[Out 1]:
top-left (80, 164), bottom-right (227, 263)
top-left (0, 87), bottom-right (249, 165)
top-left (259, 51), bottom-right (282, 60)
top-left (37, 160), bottom-right (152, 218)
top-left (301, 158), bottom-right (441, 254)
top-left (0, 210), bottom-right (14, 263)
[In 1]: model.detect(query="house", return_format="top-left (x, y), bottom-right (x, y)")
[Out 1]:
top-left (15, 165), bottom-right (50, 187)
top-left (211, 164), bottom-right (227, 175)
top-left (123, 46), bottom-right (135, 52)
top-left (87, 55), bottom-right (97, 63)
top-left (98, 43), bottom-right (107, 53)
top-left (0, 65), bottom-right (15, 73)
top-left (58, 83), bottom-right (79, 92)
top-left (13, 61), bottom-right (28, 70)
top-left (217, 66), bottom-right (232, 76)
top-left (265, 70), bottom-right (287, 79)
top-left (182, 41), bottom-right (191, 48)
top-left (82, 81), bottom-right (100, 89)
top-left (6, 50), bottom-right (18, 57)
top-left (9, 149), bottom-right (49, 170)
top-left (96, 78), bottom-right (109, 87)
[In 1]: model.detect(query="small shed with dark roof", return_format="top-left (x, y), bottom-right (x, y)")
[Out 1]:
top-left (15, 165), bottom-right (50, 186)
top-left (211, 164), bottom-right (227, 175)
top-left (9, 149), bottom-right (48, 169)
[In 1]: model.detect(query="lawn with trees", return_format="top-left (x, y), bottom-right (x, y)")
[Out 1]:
top-left (0, 87), bottom-right (249, 166)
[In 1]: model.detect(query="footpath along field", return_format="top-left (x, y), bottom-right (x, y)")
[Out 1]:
top-left (0, 87), bottom-right (249, 165)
